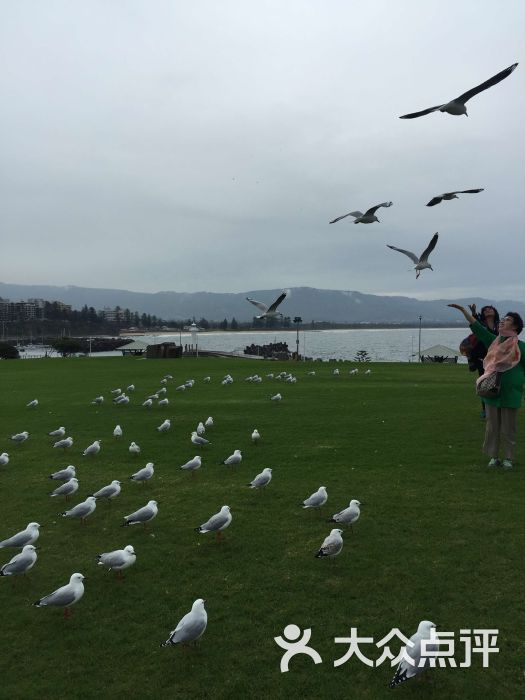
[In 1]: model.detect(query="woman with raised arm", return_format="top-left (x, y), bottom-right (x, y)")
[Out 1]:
top-left (465, 304), bottom-right (500, 418)
top-left (448, 303), bottom-right (525, 469)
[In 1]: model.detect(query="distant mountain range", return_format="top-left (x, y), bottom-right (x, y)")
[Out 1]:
top-left (1, 282), bottom-right (524, 324)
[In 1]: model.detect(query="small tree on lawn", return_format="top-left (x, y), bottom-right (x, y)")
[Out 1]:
top-left (354, 349), bottom-right (371, 362)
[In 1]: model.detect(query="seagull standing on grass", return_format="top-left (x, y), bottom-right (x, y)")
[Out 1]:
top-left (50, 477), bottom-right (79, 500)
top-left (130, 462), bottom-right (154, 484)
top-left (54, 436), bottom-right (73, 449)
top-left (0, 522), bottom-right (41, 548)
top-left (122, 500), bottom-right (158, 528)
top-left (83, 440), bottom-right (101, 456)
top-left (270, 393), bottom-right (282, 402)
top-left (0, 453), bottom-right (9, 466)
top-left (157, 419), bottom-right (171, 433)
top-left (33, 573), bottom-right (85, 619)
top-left (192, 432), bottom-right (210, 446)
top-left (180, 456), bottom-right (202, 475)
top-left (113, 425), bottom-right (123, 438)
top-left (315, 528), bottom-right (343, 558)
top-left (161, 599), bottom-right (208, 647)
top-left (221, 449), bottom-right (242, 467)
top-left (96, 545), bottom-right (136, 579)
top-left (195, 506), bottom-right (232, 540)
top-left (251, 429), bottom-right (261, 444)
top-left (387, 233), bottom-right (439, 279)
top-left (129, 441), bottom-right (141, 455)
top-left (248, 467), bottom-right (272, 490)
top-left (11, 431), bottom-right (29, 443)
top-left (158, 398), bottom-right (169, 407)
top-left (49, 465), bottom-right (76, 481)
top-left (399, 62), bottom-right (518, 118)
top-left (61, 496), bottom-right (97, 523)
top-left (49, 427), bottom-right (65, 438)
top-left (26, 399), bottom-right (38, 408)
top-left (246, 291), bottom-right (287, 319)
top-left (329, 499), bottom-right (361, 531)
top-left (390, 621), bottom-right (438, 688)
top-left (142, 398), bottom-right (153, 408)
top-left (426, 189), bottom-right (484, 206)
top-left (93, 480), bottom-right (121, 501)
top-left (330, 201), bottom-right (393, 224)
top-left (205, 416), bottom-right (214, 428)
top-left (91, 396), bottom-right (104, 405)
top-left (1, 544), bottom-right (37, 576)
top-left (302, 486), bottom-right (328, 511)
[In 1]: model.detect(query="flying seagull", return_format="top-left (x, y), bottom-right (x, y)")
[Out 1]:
top-left (246, 292), bottom-right (287, 319)
top-left (387, 233), bottom-right (439, 279)
top-left (399, 62), bottom-right (518, 118)
top-left (329, 201), bottom-right (392, 225)
top-left (426, 189), bottom-right (484, 207)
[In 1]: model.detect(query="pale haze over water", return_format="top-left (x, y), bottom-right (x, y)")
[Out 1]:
top-left (138, 328), bottom-right (469, 363)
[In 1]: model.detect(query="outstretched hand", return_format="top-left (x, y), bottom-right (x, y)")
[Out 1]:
top-left (447, 303), bottom-right (465, 311)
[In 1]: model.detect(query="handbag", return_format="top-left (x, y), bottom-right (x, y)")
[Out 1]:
top-left (476, 371), bottom-right (502, 398)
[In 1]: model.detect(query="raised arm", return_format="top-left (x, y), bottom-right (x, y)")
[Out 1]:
top-left (447, 303), bottom-right (476, 325)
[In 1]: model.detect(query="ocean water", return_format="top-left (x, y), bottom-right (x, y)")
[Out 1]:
top-left (137, 327), bottom-right (469, 363)
top-left (16, 328), bottom-right (469, 362)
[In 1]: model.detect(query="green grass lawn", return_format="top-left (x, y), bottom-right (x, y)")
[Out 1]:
top-left (0, 357), bottom-right (523, 699)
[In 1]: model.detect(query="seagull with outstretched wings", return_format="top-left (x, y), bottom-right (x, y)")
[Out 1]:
top-left (329, 201), bottom-right (393, 224)
top-left (426, 188), bottom-right (484, 207)
top-left (399, 62), bottom-right (518, 119)
top-left (387, 233), bottom-right (439, 279)
top-left (246, 291), bottom-right (287, 318)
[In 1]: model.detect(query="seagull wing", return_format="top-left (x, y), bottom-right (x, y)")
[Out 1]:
top-left (320, 533), bottom-right (342, 556)
top-left (329, 211), bottom-right (361, 224)
top-left (40, 583), bottom-right (78, 607)
top-left (365, 201), bottom-right (393, 216)
top-left (201, 512), bottom-right (229, 531)
top-left (453, 188), bottom-right (484, 195)
top-left (386, 244), bottom-right (419, 264)
top-left (456, 62), bottom-right (518, 104)
top-left (419, 232), bottom-right (439, 262)
top-left (399, 104), bottom-right (444, 119)
top-left (426, 195), bottom-right (443, 207)
top-left (267, 292), bottom-right (287, 312)
top-left (100, 550), bottom-right (127, 568)
top-left (246, 297), bottom-right (268, 313)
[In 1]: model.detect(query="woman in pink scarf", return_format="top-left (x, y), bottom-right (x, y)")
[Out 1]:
top-left (449, 304), bottom-right (525, 469)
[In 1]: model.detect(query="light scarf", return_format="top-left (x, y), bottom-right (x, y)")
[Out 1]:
top-left (476, 329), bottom-right (521, 388)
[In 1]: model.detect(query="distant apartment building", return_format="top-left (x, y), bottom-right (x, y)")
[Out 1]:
top-left (102, 307), bottom-right (123, 323)
top-left (0, 298), bottom-right (71, 322)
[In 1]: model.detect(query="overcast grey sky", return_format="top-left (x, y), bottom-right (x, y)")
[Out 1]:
top-left (1, 0), bottom-right (524, 301)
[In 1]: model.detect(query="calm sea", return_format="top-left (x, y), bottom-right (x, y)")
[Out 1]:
top-left (18, 328), bottom-right (469, 362)
top-left (136, 328), bottom-right (469, 363)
